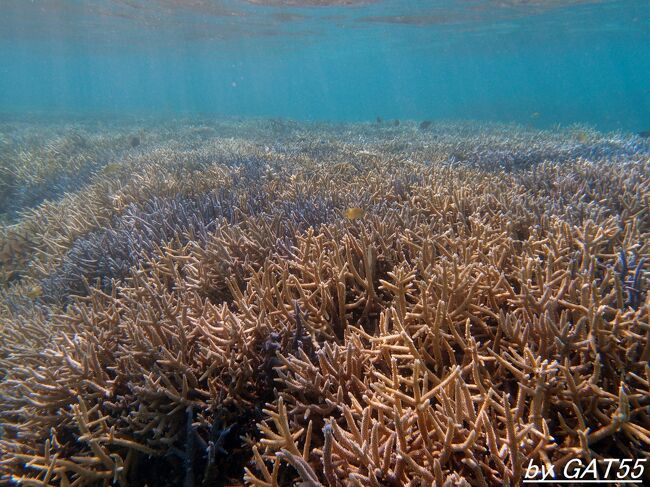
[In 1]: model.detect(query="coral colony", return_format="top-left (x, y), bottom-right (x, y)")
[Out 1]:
top-left (0, 118), bottom-right (648, 486)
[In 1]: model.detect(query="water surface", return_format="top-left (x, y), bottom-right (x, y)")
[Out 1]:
top-left (0, 0), bottom-right (648, 130)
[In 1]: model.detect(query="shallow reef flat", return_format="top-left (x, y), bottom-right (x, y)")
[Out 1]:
top-left (0, 118), bottom-right (649, 486)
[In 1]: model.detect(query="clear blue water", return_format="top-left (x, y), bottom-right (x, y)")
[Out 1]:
top-left (0, 0), bottom-right (648, 131)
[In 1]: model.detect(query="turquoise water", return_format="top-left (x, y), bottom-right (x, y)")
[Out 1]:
top-left (0, 0), bottom-right (649, 131)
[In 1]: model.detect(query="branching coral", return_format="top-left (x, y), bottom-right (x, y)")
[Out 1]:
top-left (1, 118), bottom-right (648, 486)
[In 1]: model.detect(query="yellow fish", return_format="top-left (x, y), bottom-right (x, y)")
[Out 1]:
top-left (26, 285), bottom-right (42, 299)
top-left (576, 131), bottom-right (588, 143)
top-left (101, 162), bottom-right (122, 175)
top-left (344, 207), bottom-right (365, 220)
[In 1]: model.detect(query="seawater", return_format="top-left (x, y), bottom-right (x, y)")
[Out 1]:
top-left (2, 3), bottom-right (650, 487)
top-left (0, 0), bottom-right (648, 131)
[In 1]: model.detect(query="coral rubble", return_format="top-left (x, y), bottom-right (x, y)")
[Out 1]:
top-left (0, 118), bottom-right (649, 486)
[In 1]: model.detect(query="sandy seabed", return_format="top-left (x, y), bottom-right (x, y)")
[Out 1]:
top-left (0, 117), bottom-right (649, 486)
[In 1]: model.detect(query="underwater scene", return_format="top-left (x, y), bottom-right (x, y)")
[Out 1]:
top-left (1, 1), bottom-right (650, 487)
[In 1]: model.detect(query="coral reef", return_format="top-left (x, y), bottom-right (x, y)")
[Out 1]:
top-left (0, 118), bottom-right (649, 486)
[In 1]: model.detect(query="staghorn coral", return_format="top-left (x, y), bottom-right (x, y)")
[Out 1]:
top-left (0, 118), bottom-right (649, 486)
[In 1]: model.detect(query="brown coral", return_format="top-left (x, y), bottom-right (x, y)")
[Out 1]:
top-left (1, 119), bottom-right (649, 486)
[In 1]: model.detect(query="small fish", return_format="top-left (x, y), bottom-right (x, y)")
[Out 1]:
top-left (419, 120), bottom-right (432, 130)
top-left (393, 119), bottom-right (400, 127)
top-left (638, 131), bottom-right (650, 138)
top-left (101, 162), bottom-right (122, 175)
top-left (531, 112), bottom-right (540, 119)
top-left (576, 131), bottom-right (588, 143)
top-left (376, 116), bottom-right (383, 124)
top-left (26, 285), bottom-right (42, 299)
top-left (344, 207), bottom-right (365, 220)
